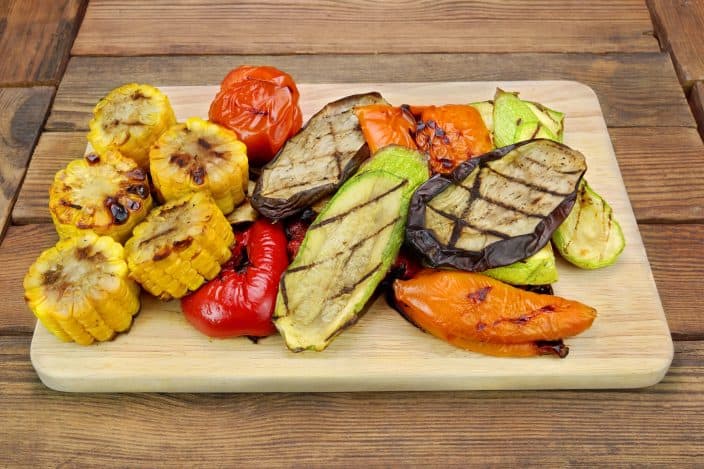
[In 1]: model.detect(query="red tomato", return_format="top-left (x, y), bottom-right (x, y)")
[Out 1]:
top-left (181, 219), bottom-right (289, 338)
top-left (209, 66), bottom-right (303, 166)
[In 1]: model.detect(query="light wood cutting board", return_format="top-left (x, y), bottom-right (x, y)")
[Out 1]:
top-left (30, 81), bottom-right (673, 392)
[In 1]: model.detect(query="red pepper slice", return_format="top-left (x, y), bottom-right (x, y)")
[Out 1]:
top-left (181, 219), bottom-right (289, 338)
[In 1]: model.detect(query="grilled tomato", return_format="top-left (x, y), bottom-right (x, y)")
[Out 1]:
top-left (208, 65), bottom-right (303, 166)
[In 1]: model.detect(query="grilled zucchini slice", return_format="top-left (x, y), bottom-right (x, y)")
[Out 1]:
top-left (88, 83), bottom-right (176, 168)
top-left (274, 146), bottom-right (429, 352)
top-left (24, 232), bottom-right (140, 345)
top-left (150, 117), bottom-right (248, 214)
top-left (49, 150), bottom-right (153, 243)
top-left (124, 192), bottom-right (234, 300)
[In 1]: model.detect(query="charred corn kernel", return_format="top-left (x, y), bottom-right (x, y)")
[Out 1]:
top-left (49, 150), bottom-right (153, 243)
top-left (88, 83), bottom-right (176, 168)
top-left (150, 117), bottom-right (248, 214)
top-left (23, 232), bottom-right (141, 345)
top-left (124, 191), bottom-right (234, 300)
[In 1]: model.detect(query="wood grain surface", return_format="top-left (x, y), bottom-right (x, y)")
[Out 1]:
top-left (72, 0), bottom-right (658, 56)
top-left (47, 53), bottom-right (694, 131)
top-left (689, 80), bottom-right (704, 138)
top-left (648, 0), bottom-right (704, 89)
top-left (26, 82), bottom-right (672, 392)
top-left (2, 334), bottom-right (702, 466)
top-left (0, 87), bottom-right (54, 241)
top-left (0, 0), bottom-right (86, 85)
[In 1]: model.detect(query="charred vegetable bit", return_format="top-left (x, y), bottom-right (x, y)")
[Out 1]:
top-left (392, 270), bottom-right (596, 357)
top-left (274, 146), bottom-right (429, 352)
top-left (252, 92), bottom-right (388, 220)
top-left (406, 139), bottom-right (587, 271)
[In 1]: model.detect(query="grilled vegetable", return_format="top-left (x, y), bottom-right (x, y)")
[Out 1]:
top-left (49, 150), bottom-right (153, 243)
top-left (354, 104), bottom-right (417, 153)
top-left (484, 243), bottom-right (558, 285)
top-left (552, 179), bottom-right (625, 269)
top-left (209, 65), bottom-right (303, 165)
top-left (150, 117), bottom-right (249, 214)
top-left (182, 219), bottom-right (288, 338)
top-left (411, 104), bottom-right (493, 174)
top-left (493, 89), bottom-right (564, 148)
top-left (274, 146), bottom-right (429, 352)
top-left (24, 232), bottom-right (140, 345)
top-left (125, 192), bottom-right (234, 300)
top-left (406, 139), bottom-right (587, 271)
top-left (88, 83), bottom-right (176, 168)
top-left (469, 100), bottom-right (494, 133)
top-left (392, 270), bottom-right (596, 357)
top-left (252, 92), bottom-right (388, 220)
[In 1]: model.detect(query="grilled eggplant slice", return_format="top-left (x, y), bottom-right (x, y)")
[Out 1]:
top-left (407, 139), bottom-right (587, 271)
top-left (274, 146), bottom-right (429, 352)
top-left (552, 179), bottom-right (625, 269)
top-left (252, 92), bottom-right (388, 220)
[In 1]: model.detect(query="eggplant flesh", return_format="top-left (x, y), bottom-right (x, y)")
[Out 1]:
top-left (406, 139), bottom-right (586, 271)
top-left (252, 92), bottom-right (388, 220)
top-left (274, 146), bottom-right (429, 352)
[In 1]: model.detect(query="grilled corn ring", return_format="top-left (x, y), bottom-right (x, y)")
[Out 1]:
top-left (88, 83), bottom-right (176, 168)
top-left (124, 192), bottom-right (234, 300)
top-left (150, 117), bottom-right (249, 214)
top-left (23, 232), bottom-right (141, 345)
top-left (49, 150), bottom-right (153, 243)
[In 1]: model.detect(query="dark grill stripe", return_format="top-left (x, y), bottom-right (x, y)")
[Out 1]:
top-left (327, 261), bottom-right (383, 301)
top-left (428, 205), bottom-right (511, 241)
top-left (287, 216), bottom-right (400, 274)
top-left (487, 166), bottom-right (573, 197)
top-left (521, 155), bottom-right (584, 175)
top-left (310, 179), bottom-right (407, 229)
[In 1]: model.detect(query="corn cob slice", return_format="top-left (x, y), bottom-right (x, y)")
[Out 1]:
top-left (23, 232), bottom-right (141, 345)
top-left (49, 150), bottom-right (153, 243)
top-left (150, 117), bottom-right (249, 214)
top-left (124, 192), bottom-right (234, 300)
top-left (88, 83), bottom-right (176, 168)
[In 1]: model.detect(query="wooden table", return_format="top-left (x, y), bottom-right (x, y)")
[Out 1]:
top-left (1, 1), bottom-right (703, 465)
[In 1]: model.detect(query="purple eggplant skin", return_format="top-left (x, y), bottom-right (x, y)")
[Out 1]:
top-left (406, 139), bottom-right (586, 272)
top-left (251, 92), bottom-right (387, 221)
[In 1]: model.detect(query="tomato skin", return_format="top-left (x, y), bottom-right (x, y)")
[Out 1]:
top-left (181, 219), bottom-right (289, 338)
top-left (354, 104), bottom-right (417, 154)
top-left (209, 66), bottom-right (303, 166)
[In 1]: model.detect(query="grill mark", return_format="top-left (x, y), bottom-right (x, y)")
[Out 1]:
top-left (478, 193), bottom-right (547, 218)
top-left (487, 166), bottom-right (573, 197)
top-left (529, 125), bottom-right (541, 139)
top-left (450, 168), bottom-right (484, 246)
top-left (263, 176), bottom-right (336, 197)
top-left (279, 276), bottom-right (289, 316)
top-left (139, 227), bottom-right (177, 247)
top-left (287, 216), bottom-right (400, 274)
top-left (428, 205), bottom-right (511, 240)
top-left (327, 261), bottom-right (383, 301)
top-left (310, 180), bottom-right (407, 229)
top-left (522, 155), bottom-right (584, 175)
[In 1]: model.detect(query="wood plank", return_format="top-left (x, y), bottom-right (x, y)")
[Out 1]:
top-left (47, 54), bottom-right (694, 131)
top-left (689, 80), bottom-right (704, 138)
top-left (609, 127), bottom-right (704, 222)
top-left (73, 0), bottom-right (658, 56)
top-left (648, 0), bottom-right (704, 89)
top-left (4, 223), bottom-right (700, 339)
top-left (0, 87), bottom-right (54, 241)
top-left (16, 127), bottom-right (704, 225)
top-left (1, 334), bottom-right (702, 466)
top-left (0, 0), bottom-right (85, 85)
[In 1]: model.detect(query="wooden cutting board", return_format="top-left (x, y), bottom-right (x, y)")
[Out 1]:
top-left (30, 81), bottom-right (673, 392)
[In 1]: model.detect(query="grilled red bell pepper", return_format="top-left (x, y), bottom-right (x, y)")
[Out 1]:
top-left (181, 219), bottom-right (288, 338)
